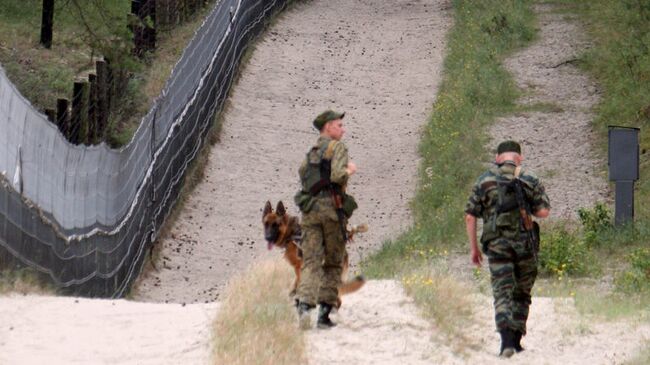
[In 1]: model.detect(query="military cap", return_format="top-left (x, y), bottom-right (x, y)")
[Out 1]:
top-left (313, 110), bottom-right (345, 130)
top-left (497, 140), bottom-right (522, 154)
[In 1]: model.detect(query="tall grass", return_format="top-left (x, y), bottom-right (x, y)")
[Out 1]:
top-left (211, 259), bottom-right (305, 365)
top-left (363, 0), bottom-right (536, 278)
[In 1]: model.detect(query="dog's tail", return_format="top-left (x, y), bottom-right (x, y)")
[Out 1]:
top-left (339, 275), bottom-right (366, 295)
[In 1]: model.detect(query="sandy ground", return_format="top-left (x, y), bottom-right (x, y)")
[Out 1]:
top-left (302, 280), bottom-right (650, 365)
top-left (1, 2), bottom-right (646, 365)
top-left (133, 0), bottom-right (451, 304)
top-left (0, 295), bottom-right (219, 365)
top-left (488, 4), bottom-right (610, 219)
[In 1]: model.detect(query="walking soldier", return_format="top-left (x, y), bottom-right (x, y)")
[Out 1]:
top-left (465, 140), bottom-right (550, 357)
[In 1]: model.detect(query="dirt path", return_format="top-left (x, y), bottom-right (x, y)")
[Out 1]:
top-left (133, 0), bottom-right (451, 304)
top-left (301, 280), bottom-right (650, 365)
top-left (0, 295), bottom-right (219, 365)
top-left (488, 4), bottom-right (610, 219)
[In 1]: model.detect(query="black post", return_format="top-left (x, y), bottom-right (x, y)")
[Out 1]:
top-left (72, 81), bottom-right (89, 145)
top-left (56, 98), bottom-right (70, 137)
top-left (96, 60), bottom-right (109, 140)
top-left (615, 181), bottom-right (635, 226)
top-left (88, 73), bottom-right (98, 144)
top-left (608, 126), bottom-right (640, 226)
top-left (40, 0), bottom-right (54, 49)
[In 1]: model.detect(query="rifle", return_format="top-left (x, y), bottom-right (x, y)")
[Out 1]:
top-left (513, 167), bottom-right (540, 262)
top-left (329, 188), bottom-right (349, 243)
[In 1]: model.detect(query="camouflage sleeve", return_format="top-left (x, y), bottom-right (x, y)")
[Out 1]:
top-left (330, 141), bottom-right (349, 186)
top-left (465, 182), bottom-right (483, 217)
top-left (521, 172), bottom-right (550, 213)
top-left (299, 158), bottom-right (307, 183)
top-left (530, 180), bottom-right (550, 213)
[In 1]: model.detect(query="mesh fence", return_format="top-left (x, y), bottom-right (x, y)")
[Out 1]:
top-left (0, 0), bottom-right (287, 297)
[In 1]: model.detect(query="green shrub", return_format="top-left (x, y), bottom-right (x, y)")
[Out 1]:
top-left (578, 203), bottom-right (613, 246)
top-left (539, 228), bottom-right (592, 277)
top-left (615, 248), bottom-right (650, 293)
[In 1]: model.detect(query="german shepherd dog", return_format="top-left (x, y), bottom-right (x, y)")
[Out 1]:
top-left (262, 201), bottom-right (365, 308)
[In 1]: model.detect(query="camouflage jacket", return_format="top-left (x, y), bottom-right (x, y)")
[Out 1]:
top-left (295, 136), bottom-right (350, 218)
top-left (465, 161), bottom-right (550, 242)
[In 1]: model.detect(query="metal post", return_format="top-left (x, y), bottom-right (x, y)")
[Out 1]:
top-left (608, 126), bottom-right (640, 226)
top-left (614, 181), bottom-right (634, 226)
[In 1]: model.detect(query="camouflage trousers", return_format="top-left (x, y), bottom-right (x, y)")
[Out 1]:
top-left (296, 207), bottom-right (347, 307)
top-left (485, 237), bottom-right (538, 335)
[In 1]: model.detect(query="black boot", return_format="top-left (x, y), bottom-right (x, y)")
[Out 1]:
top-left (317, 302), bottom-right (337, 329)
top-left (297, 302), bottom-right (314, 330)
top-left (499, 329), bottom-right (515, 358)
top-left (513, 330), bottom-right (524, 352)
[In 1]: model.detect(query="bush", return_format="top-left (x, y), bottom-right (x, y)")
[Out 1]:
top-left (615, 248), bottom-right (650, 293)
top-left (539, 227), bottom-right (592, 277)
top-left (578, 203), bottom-right (613, 246)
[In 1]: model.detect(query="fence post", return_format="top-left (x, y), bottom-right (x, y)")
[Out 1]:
top-left (88, 73), bottom-right (98, 144)
top-left (131, 0), bottom-right (156, 57)
top-left (96, 60), bottom-right (109, 141)
top-left (40, 0), bottom-right (54, 49)
top-left (56, 98), bottom-right (70, 138)
top-left (45, 108), bottom-right (56, 124)
top-left (72, 81), bottom-right (90, 145)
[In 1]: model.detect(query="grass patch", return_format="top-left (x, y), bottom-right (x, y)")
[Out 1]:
top-left (0, 267), bottom-right (55, 295)
top-left (625, 343), bottom-right (650, 365)
top-left (211, 259), bottom-right (305, 365)
top-left (401, 264), bottom-right (477, 352)
top-left (363, 0), bottom-right (535, 278)
top-left (538, 222), bottom-right (596, 277)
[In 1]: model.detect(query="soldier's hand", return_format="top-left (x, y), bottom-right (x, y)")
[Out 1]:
top-left (346, 161), bottom-right (357, 176)
top-left (471, 248), bottom-right (483, 267)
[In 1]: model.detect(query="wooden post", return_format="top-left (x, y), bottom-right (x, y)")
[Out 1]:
top-left (88, 74), bottom-right (98, 144)
top-left (45, 108), bottom-right (56, 123)
top-left (131, 0), bottom-right (156, 57)
top-left (104, 58), bottom-right (113, 111)
top-left (40, 0), bottom-right (54, 49)
top-left (96, 60), bottom-right (109, 141)
top-left (146, 0), bottom-right (156, 51)
top-left (72, 81), bottom-right (89, 145)
top-left (56, 98), bottom-right (70, 138)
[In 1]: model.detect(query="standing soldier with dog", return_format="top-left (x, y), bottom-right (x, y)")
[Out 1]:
top-left (465, 140), bottom-right (550, 357)
top-left (294, 110), bottom-right (358, 330)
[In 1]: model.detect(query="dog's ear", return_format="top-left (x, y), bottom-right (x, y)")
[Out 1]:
top-left (276, 201), bottom-right (286, 216)
top-left (263, 201), bottom-right (273, 218)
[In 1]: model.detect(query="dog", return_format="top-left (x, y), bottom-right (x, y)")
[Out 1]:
top-left (262, 200), bottom-right (366, 308)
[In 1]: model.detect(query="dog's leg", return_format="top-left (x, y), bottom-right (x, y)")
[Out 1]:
top-left (285, 243), bottom-right (302, 297)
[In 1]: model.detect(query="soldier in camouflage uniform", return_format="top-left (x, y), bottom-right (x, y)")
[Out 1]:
top-left (465, 140), bottom-right (550, 358)
top-left (294, 110), bottom-right (357, 330)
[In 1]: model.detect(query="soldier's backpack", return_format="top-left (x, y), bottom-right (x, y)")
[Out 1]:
top-left (480, 170), bottom-right (530, 245)
top-left (294, 140), bottom-right (357, 217)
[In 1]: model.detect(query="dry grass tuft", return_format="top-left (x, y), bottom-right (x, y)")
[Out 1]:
top-left (211, 259), bottom-right (306, 365)
top-left (402, 265), bottom-right (478, 353)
